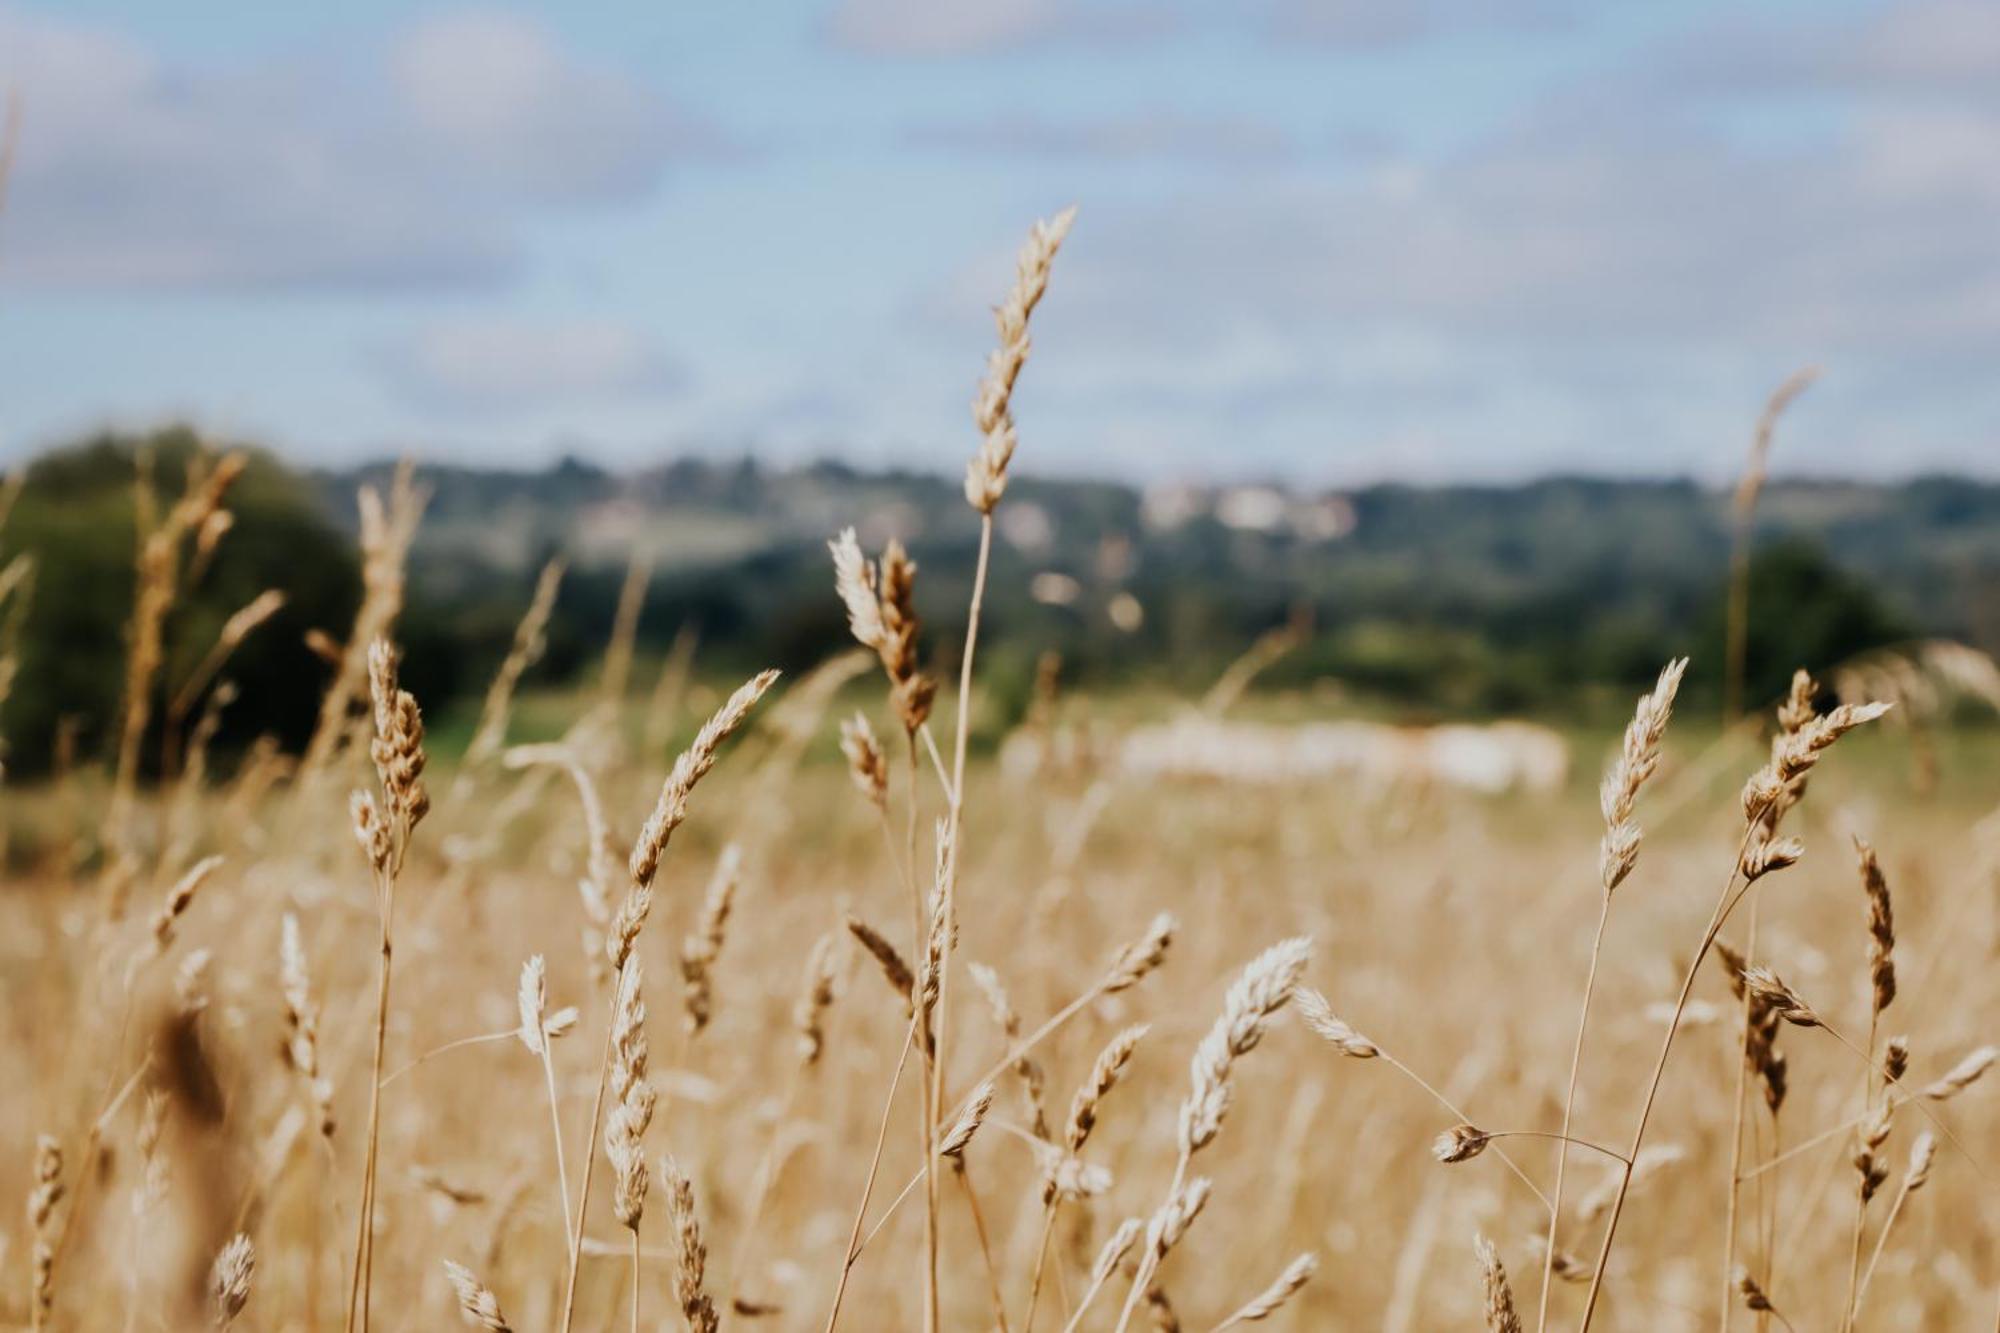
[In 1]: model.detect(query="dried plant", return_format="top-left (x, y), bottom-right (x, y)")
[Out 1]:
top-left (279, 913), bottom-right (335, 1136)
top-left (662, 1154), bottom-right (720, 1333)
top-left (680, 844), bottom-right (742, 1035)
top-left (1213, 1253), bottom-right (1317, 1329)
top-left (347, 636), bottom-right (431, 1333)
top-left (210, 1233), bottom-right (254, 1328)
top-left (966, 206), bottom-right (1076, 514)
top-left (1477, 1235), bottom-right (1524, 1333)
top-left (443, 1260), bottom-right (512, 1332)
top-left (463, 558), bottom-right (565, 770)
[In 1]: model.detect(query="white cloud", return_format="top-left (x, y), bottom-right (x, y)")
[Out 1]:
top-left (382, 318), bottom-right (687, 412)
top-left (904, 111), bottom-right (1299, 165)
top-left (0, 5), bottom-right (719, 290)
top-left (824, 0), bottom-right (1174, 56)
top-left (1261, 0), bottom-right (1576, 47)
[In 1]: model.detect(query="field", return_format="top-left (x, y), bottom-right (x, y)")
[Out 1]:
top-left (2, 211), bottom-right (1998, 1333)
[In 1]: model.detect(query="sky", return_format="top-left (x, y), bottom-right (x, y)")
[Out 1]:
top-left (1, 0), bottom-right (1997, 485)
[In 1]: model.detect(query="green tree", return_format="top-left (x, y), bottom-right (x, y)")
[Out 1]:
top-left (1699, 537), bottom-right (1913, 711)
top-left (0, 427), bottom-right (360, 776)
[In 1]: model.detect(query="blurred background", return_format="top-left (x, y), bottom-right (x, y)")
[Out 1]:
top-left (2, 0), bottom-right (1998, 772)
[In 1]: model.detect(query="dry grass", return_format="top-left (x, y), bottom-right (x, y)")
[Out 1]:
top-left (2, 208), bottom-right (1998, 1333)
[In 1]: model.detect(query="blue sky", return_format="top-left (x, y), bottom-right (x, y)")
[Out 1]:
top-left (1, 0), bottom-right (1997, 483)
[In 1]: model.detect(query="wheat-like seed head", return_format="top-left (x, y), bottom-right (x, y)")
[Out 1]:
top-left (1434, 1124), bottom-right (1492, 1164)
top-left (365, 637), bottom-right (430, 831)
top-left (350, 790), bottom-right (391, 877)
top-left (680, 843), bottom-right (741, 1035)
top-left (966, 206), bottom-right (1076, 514)
top-left (1733, 1266), bottom-right (1779, 1316)
top-left (149, 854), bottom-right (223, 953)
top-left (1852, 1101), bottom-right (1894, 1202)
top-left (1776, 668), bottom-right (1817, 735)
top-left (1854, 837), bottom-right (1896, 1017)
top-left (516, 955), bottom-right (548, 1055)
top-left (217, 589), bottom-right (284, 650)
top-left (828, 527), bottom-right (887, 654)
top-left (1738, 831), bottom-right (1805, 882)
top-left (132, 1088), bottom-right (169, 1219)
top-left (1103, 912), bottom-right (1178, 993)
top-left (1066, 1023), bottom-right (1148, 1153)
top-left (1034, 1138), bottom-right (1114, 1203)
top-left (845, 912), bottom-right (915, 1012)
top-left (1180, 937), bottom-right (1312, 1154)
top-left (630, 669), bottom-right (780, 890)
top-left (607, 962), bottom-right (655, 1230)
top-left (939, 1080), bottom-right (995, 1159)
top-left (1598, 657), bottom-right (1688, 894)
top-left (1291, 985), bottom-right (1379, 1058)
top-left (1903, 1130), bottom-right (1937, 1192)
top-left (793, 931), bottom-right (840, 1067)
top-left (838, 711), bottom-right (889, 808)
top-left (828, 529), bottom-right (933, 728)
top-left (1476, 1235), bottom-right (1523, 1333)
top-left (1740, 699), bottom-right (1892, 820)
top-left (27, 1133), bottom-right (60, 1324)
top-left (1739, 966), bottom-right (1820, 1028)
top-left (442, 1260), bottom-right (511, 1331)
top-left (1144, 1175), bottom-right (1212, 1260)
top-left (174, 948), bottom-right (212, 1019)
top-left (661, 1154), bottom-right (719, 1333)
top-left (1217, 1252), bottom-right (1317, 1327)
top-left (1922, 1045), bottom-right (1996, 1099)
top-left (1091, 1217), bottom-right (1144, 1289)
top-left (1716, 941), bottom-right (1791, 1111)
top-left (968, 960), bottom-right (1050, 1138)
top-left (464, 557), bottom-right (565, 767)
top-left (1884, 1035), bottom-right (1910, 1082)
top-left (209, 1233), bottom-right (254, 1327)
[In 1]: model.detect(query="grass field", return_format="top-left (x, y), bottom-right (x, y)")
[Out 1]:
top-left (2, 208), bottom-right (1996, 1333)
top-left (3, 658), bottom-right (1997, 1331)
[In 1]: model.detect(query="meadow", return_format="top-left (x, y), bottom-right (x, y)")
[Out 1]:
top-left (1, 209), bottom-right (1996, 1333)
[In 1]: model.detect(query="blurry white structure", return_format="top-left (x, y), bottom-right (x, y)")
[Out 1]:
top-left (1029, 571), bottom-right (1082, 606)
top-left (1114, 716), bottom-right (1568, 795)
top-left (1139, 481), bottom-right (1357, 542)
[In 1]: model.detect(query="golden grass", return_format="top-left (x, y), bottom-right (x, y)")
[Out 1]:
top-left (2, 207), bottom-right (1997, 1333)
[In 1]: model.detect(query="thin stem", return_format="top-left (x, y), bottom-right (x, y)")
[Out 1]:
top-left (629, 1227), bottom-right (641, 1333)
top-left (45, 1053), bottom-right (155, 1297)
top-left (1482, 1130), bottom-right (1629, 1165)
top-left (1852, 1170), bottom-right (1914, 1318)
top-left (726, 1063), bottom-right (805, 1309)
top-left (1539, 891), bottom-right (1611, 1333)
top-left (1024, 1202), bottom-right (1059, 1333)
top-left (1840, 1013), bottom-right (1880, 1333)
top-left (377, 1030), bottom-right (515, 1088)
top-left (559, 999), bottom-right (619, 1333)
top-left (1577, 819), bottom-right (1763, 1331)
top-left (1378, 1051), bottom-right (1553, 1214)
top-left (906, 731), bottom-right (940, 1333)
top-left (1060, 1254), bottom-right (1120, 1333)
top-left (1111, 1152), bottom-right (1190, 1333)
top-left (1805, 1017), bottom-right (1985, 1179)
top-left (1719, 895), bottom-right (1761, 1333)
top-left (825, 1021), bottom-right (916, 1333)
top-left (345, 862), bottom-right (397, 1333)
top-left (541, 1043), bottom-right (575, 1241)
top-left (857, 1164), bottom-right (926, 1255)
top-left (918, 722), bottom-right (958, 807)
top-left (957, 1164), bottom-right (1012, 1333)
top-left (940, 983), bottom-right (1105, 1126)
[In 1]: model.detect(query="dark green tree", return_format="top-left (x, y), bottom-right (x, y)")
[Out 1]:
top-left (0, 427), bottom-right (360, 776)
